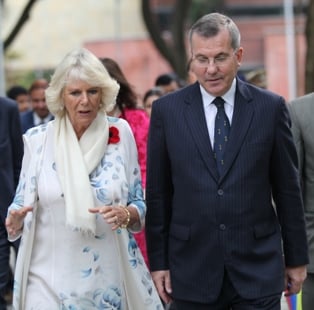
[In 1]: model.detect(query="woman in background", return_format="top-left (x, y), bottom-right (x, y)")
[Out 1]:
top-left (100, 58), bottom-right (150, 267)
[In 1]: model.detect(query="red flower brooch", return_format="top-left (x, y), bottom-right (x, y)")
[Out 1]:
top-left (108, 126), bottom-right (120, 144)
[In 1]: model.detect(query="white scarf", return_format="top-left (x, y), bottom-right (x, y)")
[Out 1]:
top-left (54, 113), bottom-right (108, 234)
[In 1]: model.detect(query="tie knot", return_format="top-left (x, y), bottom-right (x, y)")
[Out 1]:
top-left (212, 97), bottom-right (225, 109)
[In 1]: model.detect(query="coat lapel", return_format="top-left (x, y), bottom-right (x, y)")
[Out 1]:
top-left (183, 83), bottom-right (219, 181)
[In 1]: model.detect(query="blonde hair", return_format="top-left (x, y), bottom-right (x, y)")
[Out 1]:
top-left (45, 48), bottom-right (119, 117)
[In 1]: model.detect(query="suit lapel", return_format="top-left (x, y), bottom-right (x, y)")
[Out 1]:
top-left (219, 80), bottom-right (254, 181)
top-left (183, 83), bottom-right (219, 181)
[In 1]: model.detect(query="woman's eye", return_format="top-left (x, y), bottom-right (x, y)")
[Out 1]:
top-left (88, 89), bottom-right (98, 95)
top-left (70, 91), bottom-right (81, 96)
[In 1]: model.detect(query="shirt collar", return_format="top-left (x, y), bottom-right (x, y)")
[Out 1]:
top-left (200, 78), bottom-right (236, 108)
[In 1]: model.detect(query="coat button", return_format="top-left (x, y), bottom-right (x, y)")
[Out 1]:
top-left (219, 224), bottom-right (226, 230)
top-left (217, 189), bottom-right (224, 196)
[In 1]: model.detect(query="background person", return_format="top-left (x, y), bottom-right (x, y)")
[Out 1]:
top-left (100, 57), bottom-right (150, 267)
top-left (6, 85), bottom-right (31, 113)
top-left (20, 79), bottom-right (53, 133)
top-left (155, 73), bottom-right (180, 94)
top-left (143, 87), bottom-right (164, 118)
top-left (6, 48), bottom-right (162, 309)
top-left (146, 12), bottom-right (308, 310)
top-left (288, 93), bottom-right (314, 310)
top-left (0, 97), bottom-right (23, 310)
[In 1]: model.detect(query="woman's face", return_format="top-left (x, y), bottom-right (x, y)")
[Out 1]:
top-left (63, 80), bottom-right (101, 138)
top-left (144, 94), bottom-right (160, 118)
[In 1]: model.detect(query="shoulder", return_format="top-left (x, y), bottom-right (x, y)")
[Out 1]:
top-left (108, 116), bottom-right (132, 134)
top-left (289, 93), bottom-right (314, 110)
top-left (24, 121), bottom-right (52, 144)
top-left (0, 96), bottom-right (19, 111)
top-left (238, 79), bottom-right (283, 103)
top-left (20, 110), bottom-right (33, 120)
top-left (153, 83), bottom-right (200, 112)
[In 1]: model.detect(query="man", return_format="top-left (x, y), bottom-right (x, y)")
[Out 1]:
top-left (20, 79), bottom-right (53, 133)
top-left (146, 13), bottom-right (308, 309)
top-left (155, 73), bottom-right (180, 94)
top-left (288, 93), bottom-right (314, 310)
top-left (6, 85), bottom-right (31, 113)
top-left (0, 97), bottom-right (23, 309)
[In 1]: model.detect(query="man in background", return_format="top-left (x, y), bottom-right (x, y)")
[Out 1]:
top-left (0, 97), bottom-right (23, 309)
top-left (6, 85), bottom-right (31, 113)
top-left (288, 93), bottom-right (314, 310)
top-left (20, 79), bottom-right (53, 133)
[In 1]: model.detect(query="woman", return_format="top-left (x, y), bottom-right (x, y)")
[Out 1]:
top-left (6, 48), bottom-right (163, 309)
top-left (100, 58), bottom-right (150, 267)
top-left (142, 87), bottom-right (164, 118)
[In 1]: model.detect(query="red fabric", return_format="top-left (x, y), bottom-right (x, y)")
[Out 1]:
top-left (120, 108), bottom-right (150, 267)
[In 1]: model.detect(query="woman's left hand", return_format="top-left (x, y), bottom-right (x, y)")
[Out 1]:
top-left (89, 205), bottom-right (130, 230)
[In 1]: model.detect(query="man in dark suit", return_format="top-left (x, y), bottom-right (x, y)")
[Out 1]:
top-left (20, 79), bottom-right (53, 133)
top-left (0, 97), bottom-right (23, 309)
top-left (146, 13), bottom-right (308, 310)
top-left (288, 93), bottom-right (314, 310)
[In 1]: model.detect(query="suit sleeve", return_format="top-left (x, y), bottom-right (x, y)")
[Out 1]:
top-left (9, 103), bottom-right (24, 188)
top-left (271, 100), bottom-right (308, 266)
top-left (146, 100), bottom-right (173, 271)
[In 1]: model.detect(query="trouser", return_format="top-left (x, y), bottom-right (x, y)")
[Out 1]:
top-left (302, 272), bottom-right (314, 310)
top-left (0, 217), bottom-right (19, 309)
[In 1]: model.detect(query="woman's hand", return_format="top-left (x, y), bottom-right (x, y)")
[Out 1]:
top-left (89, 205), bottom-right (133, 231)
top-left (5, 206), bottom-right (33, 236)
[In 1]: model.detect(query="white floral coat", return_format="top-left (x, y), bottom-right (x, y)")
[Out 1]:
top-left (8, 117), bottom-right (163, 310)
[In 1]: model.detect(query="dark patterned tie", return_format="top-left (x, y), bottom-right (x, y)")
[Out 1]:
top-left (213, 97), bottom-right (230, 174)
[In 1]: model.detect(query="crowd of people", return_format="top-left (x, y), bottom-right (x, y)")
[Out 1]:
top-left (0, 11), bottom-right (312, 310)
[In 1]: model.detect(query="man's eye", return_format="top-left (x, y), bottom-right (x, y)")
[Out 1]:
top-left (215, 55), bottom-right (228, 63)
top-left (197, 57), bottom-right (208, 63)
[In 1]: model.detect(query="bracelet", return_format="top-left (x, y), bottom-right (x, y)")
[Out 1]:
top-left (120, 207), bottom-right (130, 228)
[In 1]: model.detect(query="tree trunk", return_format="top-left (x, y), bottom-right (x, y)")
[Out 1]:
top-left (141, 0), bottom-right (192, 80)
top-left (3, 0), bottom-right (39, 51)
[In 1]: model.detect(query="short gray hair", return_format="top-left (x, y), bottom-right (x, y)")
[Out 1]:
top-left (45, 48), bottom-right (119, 117)
top-left (189, 13), bottom-right (241, 51)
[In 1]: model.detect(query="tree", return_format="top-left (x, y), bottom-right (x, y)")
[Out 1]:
top-left (305, 0), bottom-right (314, 93)
top-left (141, 0), bottom-right (226, 80)
top-left (141, 0), bottom-right (193, 80)
top-left (1, 0), bottom-right (39, 51)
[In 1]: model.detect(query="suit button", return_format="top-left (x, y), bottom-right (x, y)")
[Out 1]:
top-left (217, 189), bottom-right (224, 196)
top-left (219, 224), bottom-right (226, 230)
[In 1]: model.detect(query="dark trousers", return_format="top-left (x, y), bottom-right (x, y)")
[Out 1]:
top-left (171, 271), bottom-right (281, 310)
top-left (0, 218), bottom-right (19, 309)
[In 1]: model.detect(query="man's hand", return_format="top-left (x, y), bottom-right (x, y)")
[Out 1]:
top-left (151, 270), bottom-right (173, 305)
top-left (284, 265), bottom-right (307, 296)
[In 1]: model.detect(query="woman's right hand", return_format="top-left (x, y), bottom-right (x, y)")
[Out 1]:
top-left (5, 206), bottom-right (33, 236)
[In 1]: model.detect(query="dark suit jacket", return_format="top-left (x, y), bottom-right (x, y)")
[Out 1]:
top-left (146, 78), bottom-right (308, 303)
top-left (20, 110), bottom-right (35, 133)
top-left (0, 97), bottom-right (23, 222)
top-left (20, 110), bottom-right (54, 133)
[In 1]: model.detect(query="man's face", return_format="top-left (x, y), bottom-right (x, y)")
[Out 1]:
top-left (190, 29), bottom-right (243, 97)
top-left (30, 87), bottom-right (49, 119)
